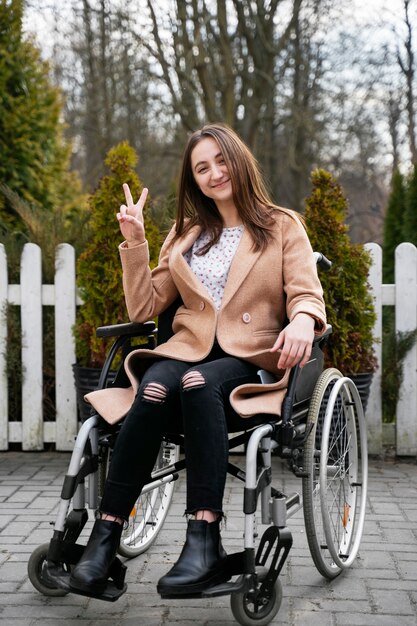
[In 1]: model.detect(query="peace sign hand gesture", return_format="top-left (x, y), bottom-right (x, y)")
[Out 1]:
top-left (117, 183), bottom-right (148, 244)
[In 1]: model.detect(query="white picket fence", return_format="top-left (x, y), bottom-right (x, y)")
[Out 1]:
top-left (0, 241), bottom-right (416, 454)
top-left (365, 242), bottom-right (417, 456)
top-left (0, 243), bottom-right (78, 451)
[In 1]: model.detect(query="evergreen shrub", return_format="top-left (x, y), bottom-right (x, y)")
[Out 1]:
top-left (0, 0), bottom-right (87, 424)
top-left (382, 169), bottom-right (406, 283)
top-left (0, 0), bottom-right (83, 238)
top-left (74, 142), bottom-right (161, 368)
top-left (381, 166), bottom-right (417, 422)
top-left (304, 169), bottom-right (377, 374)
top-left (403, 163), bottom-right (417, 246)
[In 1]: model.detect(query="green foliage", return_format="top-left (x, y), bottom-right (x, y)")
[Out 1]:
top-left (0, 0), bottom-right (81, 236)
top-left (0, 182), bottom-right (88, 281)
top-left (0, 1), bottom-right (88, 424)
top-left (403, 163), bottom-right (417, 246)
top-left (150, 181), bottom-right (177, 233)
top-left (382, 322), bottom-right (417, 422)
top-left (383, 169), bottom-right (406, 283)
top-left (3, 303), bottom-right (22, 423)
top-left (304, 169), bottom-right (377, 374)
top-left (74, 142), bottom-right (161, 367)
top-left (381, 166), bottom-right (417, 424)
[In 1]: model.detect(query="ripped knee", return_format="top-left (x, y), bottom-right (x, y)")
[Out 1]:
top-left (181, 370), bottom-right (206, 391)
top-left (141, 381), bottom-right (169, 404)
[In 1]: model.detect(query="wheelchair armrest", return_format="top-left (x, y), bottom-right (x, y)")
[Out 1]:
top-left (313, 324), bottom-right (332, 344)
top-left (96, 321), bottom-right (156, 338)
top-left (313, 251), bottom-right (332, 270)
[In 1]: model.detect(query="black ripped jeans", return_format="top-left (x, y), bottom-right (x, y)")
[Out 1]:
top-left (100, 345), bottom-right (260, 520)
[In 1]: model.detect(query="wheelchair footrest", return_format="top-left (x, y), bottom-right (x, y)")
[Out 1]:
top-left (201, 575), bottom-right (251, 598)
top-left (42, 558), bottom-right (127, 602)
top-left (200, 551), bottom-right (249, 598)
top-left (67, 581), bottom-right (127, 602)
top-left (159, 576), bottom-right (250, 600)
top-left (159, 553), bottom-right (250, 600)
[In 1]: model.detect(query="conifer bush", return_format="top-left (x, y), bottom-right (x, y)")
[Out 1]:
top-left (381, 166), bottom-right (417, 422)
top-left (0, 1), bottom-right (87, 424)
top-left (0, 0), bottom-right (83, 238)
top-left (403, 163), bottom-right (417, 247)
top-left (382, 169), bottom-right (406, 283)
top-left (74, 142), bottom-right (161, 368)
top-left (304, 169), bottom-right (377, 374)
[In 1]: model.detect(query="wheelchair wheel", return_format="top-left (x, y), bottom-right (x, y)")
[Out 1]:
top-left (98, 440), bottom-right (179, 558)
top-left (302, 368), bottom-right (368, 579)
top-left (27, 543), bottom-right (69, 597)
top-left (230, 568), bottom-right (283, 626)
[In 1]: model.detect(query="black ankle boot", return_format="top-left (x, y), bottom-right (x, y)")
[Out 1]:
top-left (69, 519), bottom-right (123, 595)
top-left (157, 519), bottom-right (230, 596)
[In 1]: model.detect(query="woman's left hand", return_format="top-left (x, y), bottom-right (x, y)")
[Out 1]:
top-left (270, 313), bottom-right (315, 370)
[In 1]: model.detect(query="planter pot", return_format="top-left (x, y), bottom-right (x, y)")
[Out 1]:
top-left (348, 372), bottom-right (373, 413)
top-left (72, 364), bottom-right (116, 422)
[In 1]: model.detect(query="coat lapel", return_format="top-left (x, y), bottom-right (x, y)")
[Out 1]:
top-left (221, 227), bottom-right (262, 308)
top-left (169, 225), bottom-right (210, 300)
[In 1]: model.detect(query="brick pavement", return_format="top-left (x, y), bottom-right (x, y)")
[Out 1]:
top-left (0, 450), bottom-right (416, 626)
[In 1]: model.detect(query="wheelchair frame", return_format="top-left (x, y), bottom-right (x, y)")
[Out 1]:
top-left (28, 318), bottom-right (368, 625)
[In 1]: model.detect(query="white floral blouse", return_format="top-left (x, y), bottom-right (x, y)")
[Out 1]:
top-left (184, 225), bottom-right (244, 310)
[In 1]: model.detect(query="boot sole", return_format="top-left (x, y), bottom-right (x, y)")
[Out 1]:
top-left (157, 569), bottom-right (231, 598)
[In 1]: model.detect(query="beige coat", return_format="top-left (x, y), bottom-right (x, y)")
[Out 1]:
top-left (86, 210), bottom-right (326, 424)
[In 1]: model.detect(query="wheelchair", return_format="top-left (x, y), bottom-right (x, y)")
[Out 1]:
top-left (28, 253), bottom-right (368, 626)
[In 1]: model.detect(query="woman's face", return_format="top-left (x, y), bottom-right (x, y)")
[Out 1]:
top-left (190, 137), bottom-right (233, 207)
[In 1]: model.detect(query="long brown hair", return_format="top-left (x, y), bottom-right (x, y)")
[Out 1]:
top-left (174, 123), bottom-right (291, 253)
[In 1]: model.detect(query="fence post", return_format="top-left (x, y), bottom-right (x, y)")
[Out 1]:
top-left (0, 244), bottom-right (8, 450)
top-left (395, 242), bottom-right (417, 456)
top-left (364, 243), bottom-right (383, 455)
top-left (55, 244), bottom-right (77, 450)
top-left (21, 243), bottom-right (43, 450)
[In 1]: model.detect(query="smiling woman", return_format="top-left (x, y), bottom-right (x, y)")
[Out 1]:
top-left (66, 121), bottom-right (326, 600)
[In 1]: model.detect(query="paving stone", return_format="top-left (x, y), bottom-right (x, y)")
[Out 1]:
top-left (0, 619), bottom-right (35, 626)
top-left (0, 486), bottom-right (19, 497)
top-left (5, 491), bottom-right (38, 504)
top-left (0, 452), bottom-right (417, 626)
top-left (371, 588), bottom-right (414, 615)
top-left (335, 614), bottom-right (417, 626)
top-left (291, 611), bottom-right (335, 626)
top-left (1, 521), bottom-right (39, 538)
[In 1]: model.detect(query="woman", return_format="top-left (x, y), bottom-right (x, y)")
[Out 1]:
top-left (69, 123), bottom-right (326, 597)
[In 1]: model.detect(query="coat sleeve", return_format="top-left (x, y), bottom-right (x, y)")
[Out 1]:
top-left (119, 225), bottom-right (179, 322)
top-left (281, 214), bottom-right (327, 334)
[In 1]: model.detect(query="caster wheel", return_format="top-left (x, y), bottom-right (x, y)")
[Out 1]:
top-left (230, 568), bottom-right (283, 626)
top-left (28, 543), bottom-right (69, 597)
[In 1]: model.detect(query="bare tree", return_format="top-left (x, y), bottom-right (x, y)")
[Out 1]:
top-left (397, 0), bottom-right (417, 163)
top-left (54, 0), bottom-right (158, 189)
top-left (138, 0), bottom-right (301, 187)
top-left (272, 0), bottom-right (330, 209)
top-left (387, 89), bottom-right (403, 172)
top-left (22, 0), bottom-right (407, 239)
top-left (132, 0), bottom-right (340, 210)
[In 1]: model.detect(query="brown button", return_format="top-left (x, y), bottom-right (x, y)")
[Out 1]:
top-left (199, 301), bottom-right (205, 311)
top-left (242, 312), bottom-right (251, 323)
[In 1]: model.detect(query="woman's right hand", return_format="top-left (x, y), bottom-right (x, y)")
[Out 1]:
top-left (117, 183), bottom-right (148, 243)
